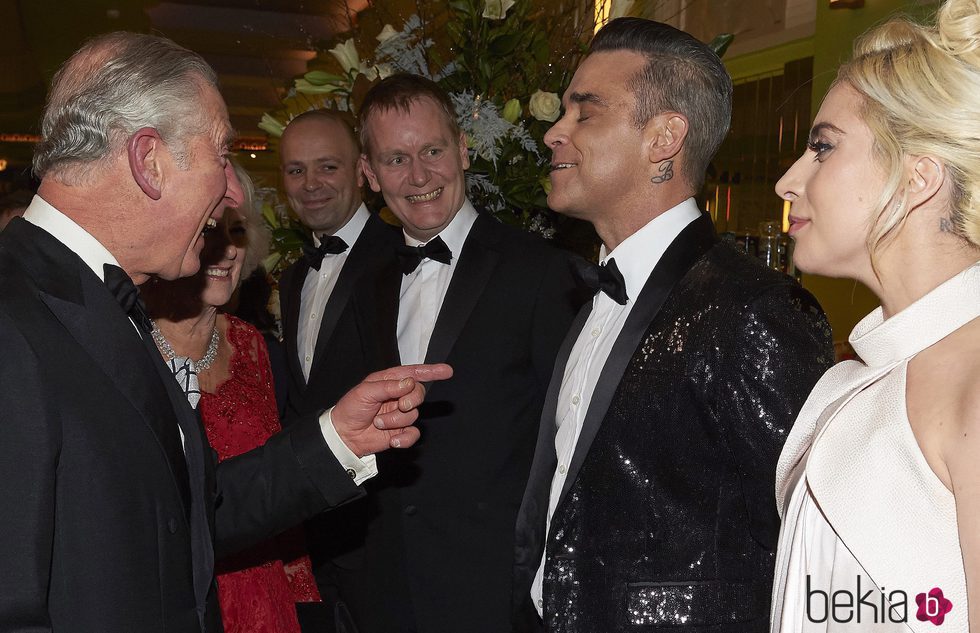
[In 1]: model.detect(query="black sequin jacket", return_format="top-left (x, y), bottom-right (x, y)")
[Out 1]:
top-left (514, 214), bottom-right (834, 633)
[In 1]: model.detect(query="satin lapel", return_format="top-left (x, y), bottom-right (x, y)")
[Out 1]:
top-left (375, 257), bottom-right (404, 366)
top-left (310, 218), bottom-right (389, 378)
top-left (556, 214), bottom-right (717, 507)
top-left (140, 332), bottom-right (214, 623)
top-left (281, 260), bottom-right (308, 388)
top-left (39, 267), bottom-right (192, 517)
top-left (515, 299), bottom-right (593, 559)
top-left (423, 215), bottom-right (499, 365)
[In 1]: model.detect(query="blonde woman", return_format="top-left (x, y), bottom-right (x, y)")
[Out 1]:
top-left (770, 1), bottom-right (980, 631)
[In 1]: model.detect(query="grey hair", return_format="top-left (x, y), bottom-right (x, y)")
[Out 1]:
top-left (231, 160), bottom-right (271, 280)
top-left (34, 31), bottom-right (218, 183)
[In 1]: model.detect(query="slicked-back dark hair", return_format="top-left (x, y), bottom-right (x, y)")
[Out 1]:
top-left (591, 17), bottom-right (732, 190)
top-left (357, 73), bottom-right (460, 156)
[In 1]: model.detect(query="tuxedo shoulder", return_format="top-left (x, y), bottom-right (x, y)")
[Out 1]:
top-left (480, 216), bottom-right (569, 261)
top-left (694, 242), bottom-right (825, 316)
top-left (361, 214), bottom-right (403, 245)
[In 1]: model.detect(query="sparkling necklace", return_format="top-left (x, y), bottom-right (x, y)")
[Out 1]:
top-left (150, 320), bottom-right (221, 371)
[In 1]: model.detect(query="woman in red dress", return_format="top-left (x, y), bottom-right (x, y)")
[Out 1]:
top-left (144, 161), bottom-right (320, 632)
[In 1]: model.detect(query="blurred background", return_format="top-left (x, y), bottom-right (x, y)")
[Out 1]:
top-left (0, 0), bottom-right (940, 344)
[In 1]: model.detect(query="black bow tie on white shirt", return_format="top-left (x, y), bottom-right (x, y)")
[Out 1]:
top-left (572, 257), bottom-right (629, 305)
top-left (103, 263), bottom-right (153, 332)
top-left (396, 236), bottom-right (453, 275)
top-left (302, 235), bottom-right (349, 271)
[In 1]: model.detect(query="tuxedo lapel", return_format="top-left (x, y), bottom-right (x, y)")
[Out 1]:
top-left (310, 215), bottom-right (389, 378)
top-left (36, 251), bottom-right (193, 519)
top-left (141, 330), bottom-right (214, 626)
top-left (423, 214), bottom-right (499, 365)
top-left (515, 298), bottom-right (593, 569)
top-left (281, 260), bottom-right (308, 387)
top-left (556, 214), bottom-right (717, 507)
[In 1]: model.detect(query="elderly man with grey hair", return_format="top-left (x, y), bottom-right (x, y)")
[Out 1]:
top-left (0, 32), bottom-right (450, 633)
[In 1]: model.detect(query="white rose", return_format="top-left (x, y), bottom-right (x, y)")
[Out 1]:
top-left (528, 90), bottom-right (561, 122)
top-left (329, 39), bottom-right (360, 75)
top-left (376, 24), bottom-right (399, 43)
top-left (482, 0), bottom-right (516, 20)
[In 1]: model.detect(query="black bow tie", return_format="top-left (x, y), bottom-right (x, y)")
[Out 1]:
top-left (396, 236), bottom-right (453, 275)
top-left (573, 257), bottom-right (628, 305)
top-left (103, 263), bottom-right (153, 332)
top-left (302, 235), bottom-right (349, 271)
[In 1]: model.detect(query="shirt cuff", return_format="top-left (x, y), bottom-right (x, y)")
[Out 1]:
top-left (318, 407), bottom-right (378, 486)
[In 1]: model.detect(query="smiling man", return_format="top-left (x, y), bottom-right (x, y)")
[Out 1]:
top-left (512, 18), bottom-right (835, 633)
top-left (329, 73), bottom-right (581, 633)
top-left (276, 110), bottom-right (404, 618)
top-left (0, 33), bottom-right (450, 633)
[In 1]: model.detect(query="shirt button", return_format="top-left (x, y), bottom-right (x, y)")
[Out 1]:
top-left (558, 464), bottom-right (567, 475)
top-left (591, 327), bottom-right (601, 337)
top-left (571, 395), bottom-right (580, 405)
top-left (305, 355), bottom-right (312, 362)
top-left (404, 505), bottom-right (418, 516)
top-left (346, 468), bottom-right (356, 479)
top-left (310, 313), bottom-right (317, 319)
top-left (537, 599), bottom-right (543, 609)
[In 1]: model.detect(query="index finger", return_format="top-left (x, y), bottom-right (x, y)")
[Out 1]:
top-left (365, 363), bottom-right (453, 383)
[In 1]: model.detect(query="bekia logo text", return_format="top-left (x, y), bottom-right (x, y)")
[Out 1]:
top-left (806, 576), bottom-right (953, 625)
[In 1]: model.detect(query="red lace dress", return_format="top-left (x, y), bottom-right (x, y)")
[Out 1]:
top-left (200, 315), bottom-right (320, 633)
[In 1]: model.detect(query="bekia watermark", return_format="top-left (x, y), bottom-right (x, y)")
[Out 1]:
top-left (806, 576), bottom-right (953, 625)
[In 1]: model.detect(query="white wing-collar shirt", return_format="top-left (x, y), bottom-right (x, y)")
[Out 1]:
top-left (531, 197), bottom-right (702, 615)
top-left (397, 199), bottom-right (478, 365)
top-left (297, 202), bottom-right (370, 381)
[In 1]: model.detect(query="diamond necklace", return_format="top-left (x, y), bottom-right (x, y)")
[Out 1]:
top-left (150, 320), bottom-right (221, 371)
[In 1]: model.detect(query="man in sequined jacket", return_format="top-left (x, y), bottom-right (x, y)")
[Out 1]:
top-left (513, 18), bottom-right (835, 633)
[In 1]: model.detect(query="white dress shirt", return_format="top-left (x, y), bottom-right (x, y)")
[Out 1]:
top-left (23, 196), bottom-right (376, 484)
top-left (297, 203), bottom-right (370, 381)
top-left (397, 200), bottom-right (478, 365)
top-left (530, 198), bottom-right (702, 615)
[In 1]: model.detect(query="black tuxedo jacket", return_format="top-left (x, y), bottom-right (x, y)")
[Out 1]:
top-left (0, 218), bottom-right (365, 633)
top-left (339, 212), bottom-right (581, 633)
top-left (278, 212), bottom-right (402, 593)
top-left (280, 212), bottom-right (403, 418)
top-left (513, 214), bottom-right (835, 633)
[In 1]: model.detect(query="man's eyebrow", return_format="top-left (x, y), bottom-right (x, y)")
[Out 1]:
top-left (569, 91), bottom-right (607, 107)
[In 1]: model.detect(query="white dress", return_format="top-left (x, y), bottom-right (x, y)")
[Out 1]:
top-left (771, 263), bottom-right (980, 633)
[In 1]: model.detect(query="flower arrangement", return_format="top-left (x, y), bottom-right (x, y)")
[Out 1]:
top-left (257, 1), bottom-right (733, 275)
top-left (258, 0), bottom-right (598, 273)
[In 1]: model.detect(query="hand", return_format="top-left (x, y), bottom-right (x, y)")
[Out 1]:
top-left (332, 363), bottom-right (453, 457)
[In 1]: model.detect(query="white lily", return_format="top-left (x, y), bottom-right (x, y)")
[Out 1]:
top-left (329, 38), bottom-right (361, 75)
top-left (257, 113), bottom-right (285, 137)
top-left (376, 24), bottom-right (399, 43)
top-left (482, 0), bottom-right (516, 20)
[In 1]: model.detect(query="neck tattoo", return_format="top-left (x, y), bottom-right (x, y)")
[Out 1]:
top-left (651, 160), bottom-right (674, 184)
top-left (150, 320), bottom-right (221, 371)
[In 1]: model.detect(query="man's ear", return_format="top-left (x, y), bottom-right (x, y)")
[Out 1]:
top-left (906, 154), bottom-right (945, 211)
top-left (457, 132), bottom-right (470, 171)
top-left (644, 112), bottom-right (688, 165)
top-left (128, 127), bottom-right (164, 201)
top-left (360, 154), bottom-right (381, 193)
